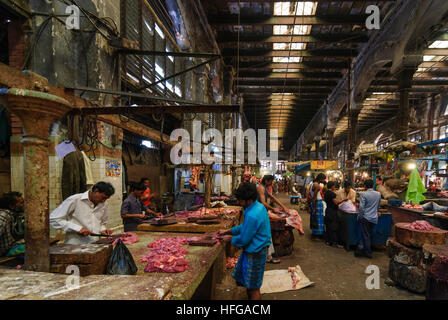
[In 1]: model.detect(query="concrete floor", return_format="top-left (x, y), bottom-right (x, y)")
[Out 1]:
top-left (215, 194), bottom-right (425, 300)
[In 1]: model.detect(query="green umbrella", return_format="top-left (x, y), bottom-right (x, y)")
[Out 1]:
top-left (405, 168), bottom-right (426, 204)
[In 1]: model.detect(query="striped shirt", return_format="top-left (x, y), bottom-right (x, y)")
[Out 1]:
top-left (0, 209), bottom-right (16, 256)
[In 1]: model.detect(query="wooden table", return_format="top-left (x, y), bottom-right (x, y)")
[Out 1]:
top-left (127, 231), bottom-right (225, 300)
top-left (0, 231), bottom-right (225, 300)
top-left (385, 205), bottom-right (448, 230)
top-left (137, 206), bottom-right (243, 233)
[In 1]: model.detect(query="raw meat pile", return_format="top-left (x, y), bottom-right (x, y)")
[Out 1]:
top-left (288, 267), bottom-right (301, 289)
top-left (211, 196), bottom-right (230, 201)
top-left (226, 255), bottom-right (240, 269)
top-left (269, 209), bottom-right (305, 235)
top-left (404, 220), bottom-right (435, 231)
top-left (141, 237), bottom-right (190, 273)
top-left (175, 207), bottom-right (239, 219)
top-left (111, 232), bottom-right (139, 246)
top-left (437, 191), bottom-right (448, 198)
top-left (402, 204), bottom-right (423, 210)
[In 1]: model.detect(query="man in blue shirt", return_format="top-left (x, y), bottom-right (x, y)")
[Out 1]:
top-left (218, 183), bottom-right (271, 300)
top-left (355, 179), bottom-right (381, 258)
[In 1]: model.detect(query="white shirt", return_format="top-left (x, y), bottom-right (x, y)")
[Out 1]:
top-left (50, 191), bottom-right (109, 245)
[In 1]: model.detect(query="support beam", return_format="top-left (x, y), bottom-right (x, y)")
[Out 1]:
top-left (69, 104), bottom-right (241, 116)
top-left (210, 15), bottom-right (367, 26)
top-left (115, 49), bottom-right (220, 59)
top-left (394, 68), bottom-right (417, 140)
top-left (216, 33), bottom-right (368, 44)
top-left (65, 86), bottom-right (210, 105)
top-left (222, 48), bottom-right (357, 58)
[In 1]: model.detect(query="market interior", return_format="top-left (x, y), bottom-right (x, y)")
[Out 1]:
top-left (0, 0), bottom-right (447, 301)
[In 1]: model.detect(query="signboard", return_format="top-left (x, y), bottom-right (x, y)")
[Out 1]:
top-left (310, 161), bottom-right (338, 170)
top-left (358, 143), bottom-right (378, 154)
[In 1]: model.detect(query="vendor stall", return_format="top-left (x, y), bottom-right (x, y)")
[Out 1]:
top-left (337, 209), bottom-right (392, 250)
top-left (0, 231), bottom-right (225, 300)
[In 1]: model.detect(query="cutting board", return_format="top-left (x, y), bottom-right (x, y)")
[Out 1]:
top-left (395, 223), bottom-right (448, 248)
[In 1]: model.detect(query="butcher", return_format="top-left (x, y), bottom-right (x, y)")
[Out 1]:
top-left (50, 182), bottom-right (115, 245)
top-left (121, 182), bottom-right (162, 232)
top-left (217, 183), bottom-right (271, 300)
top-left (257, 174), bottom-right (288, 264)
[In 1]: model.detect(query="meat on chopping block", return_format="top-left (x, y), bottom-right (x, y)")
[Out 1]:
top-left (394, 222), bottom-right (448, 248)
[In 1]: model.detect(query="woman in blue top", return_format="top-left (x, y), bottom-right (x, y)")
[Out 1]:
top-left (218, 183), bottom-right (271, 300)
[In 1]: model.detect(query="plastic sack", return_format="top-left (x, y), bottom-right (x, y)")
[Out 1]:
top-left (7, 244), bottom-right (25, 257)
top-left (106, 239), bottom-right (138, 275)
top-left (339, 200), bottom-right (357, 213)
top-left (422, 201), bottom-right (448, 212)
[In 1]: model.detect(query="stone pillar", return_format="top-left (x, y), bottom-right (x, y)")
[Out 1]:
top-left (306, 145), bottom-right (311, 161)
top-left (349, 108), bottom-right (361, 157)
top-left (395, 68), bottom-right (416, 141)
top-left (327, 127), bottom-right (336, 160)
top-left (427, 94), bottom-right (435, 141)
top-left (0, 88), bottom-right (71, 272)
top-left (314, 137), bottom-right (321, 160)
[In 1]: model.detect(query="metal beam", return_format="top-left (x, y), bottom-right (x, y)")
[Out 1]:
top-left (68, 105), bottom-right (241, 116)
top-left (65, 86), bottom-right (211, 105)
top-left (210, 15), bottom-right (367, 26)
top-left (238, 88), bottom-right (331, 94)
top-left (134, 57), bottom-right (219, 92)
top-left (115, 49), bottom-right (220, 59)
top-left (222, 48), bottom-right (357, 57)
top-left (237, 80), bottom-right (337, 86)
top-left (238, 62), bottom-right (350, 69)
top-left (217, 0), bottom-right (394, 2)
top-left (240, 75), bottom-right (341, 80)
top-left (216, 33), bottom-right (369, 44)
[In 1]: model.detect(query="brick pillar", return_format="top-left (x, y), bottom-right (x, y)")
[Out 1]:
top-left (1, 88), bottom-right (71, 272)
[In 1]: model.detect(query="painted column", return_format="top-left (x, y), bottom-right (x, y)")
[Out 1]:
top-left (0, 88), bottom-right (71, 272)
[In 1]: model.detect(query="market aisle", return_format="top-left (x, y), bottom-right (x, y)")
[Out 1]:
top-left (215, 193), bottom-right (425, 300)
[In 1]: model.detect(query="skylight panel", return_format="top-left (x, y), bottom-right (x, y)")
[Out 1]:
top-left (295, 2), bottom-right (316, 15)
top-left (424, 55), bottom-right (436, 61)
top-left (429, 40), bottom-right (448, 49)
top-left (274, 25), bottom-right (289, 35)
top-left (273, 43), bottom-right (305, 50)
top-left (155, 23), bottom-right (165, 39)
top-left (274, 2), bottom-right (291, 16)
top-left (294, 25), bottom-right (311, 35)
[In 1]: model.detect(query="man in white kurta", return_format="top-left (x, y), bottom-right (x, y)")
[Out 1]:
top-left (50, 182), bottom-right (115, 245)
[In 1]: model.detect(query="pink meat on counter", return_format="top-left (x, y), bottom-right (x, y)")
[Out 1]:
top-left (269, 209), bottom-right (305, 235)
top-left (111, 232), bottom-right (139, 246)
top-left (141, 237), bottom-right (190, 273)
top-left (404, 220), bottom-right (435, 231)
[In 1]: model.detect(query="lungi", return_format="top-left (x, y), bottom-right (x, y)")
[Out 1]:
top-left (232, 247), bottom-right (268, 289)
top-left (310, 199), bottom-right (325, 235)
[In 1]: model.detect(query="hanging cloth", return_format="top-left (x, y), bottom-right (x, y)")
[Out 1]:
top-left (406, 168), bottom-right (426, 204)
top-left (81, 151), bottom-right (94, 186)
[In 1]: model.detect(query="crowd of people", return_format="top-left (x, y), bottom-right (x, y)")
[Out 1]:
top-left (305, 174), bottom-right (381, 258)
